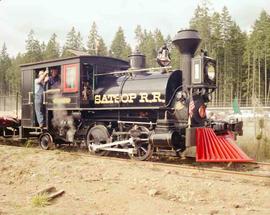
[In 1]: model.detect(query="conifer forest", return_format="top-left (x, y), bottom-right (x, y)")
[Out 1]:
top-left (1, 2), bottom-right (270, 107)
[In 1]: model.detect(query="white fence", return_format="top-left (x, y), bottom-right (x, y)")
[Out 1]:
top-left (0, 94), bottom-right (21, 118)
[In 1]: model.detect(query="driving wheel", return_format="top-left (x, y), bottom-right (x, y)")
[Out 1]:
top-left (86, 125), bottom-right (110, 156)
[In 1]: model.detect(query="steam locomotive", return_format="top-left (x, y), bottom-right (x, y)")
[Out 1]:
top-left (1, 29), bottom-right (249, 162)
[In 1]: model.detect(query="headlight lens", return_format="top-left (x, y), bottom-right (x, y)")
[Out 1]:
top-left (206, 62), bottom-right (216, 81)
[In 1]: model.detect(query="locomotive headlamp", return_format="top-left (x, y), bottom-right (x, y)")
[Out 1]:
top-left (191, 55), bottom-right (216, 86)
top-left (205, 61), bottom-right (216, 81)
top-left (198, 104), bottom-right (207, 118)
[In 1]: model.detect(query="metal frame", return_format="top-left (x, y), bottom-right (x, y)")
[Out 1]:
top-left (62, 63), bottom-right (79, 93)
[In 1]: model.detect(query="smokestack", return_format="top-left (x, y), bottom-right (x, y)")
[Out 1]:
top-left (172, 29), bottom-right (201, 87)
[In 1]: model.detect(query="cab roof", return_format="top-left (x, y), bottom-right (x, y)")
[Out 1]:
top-left (20, 55), bottom-right (128, 68)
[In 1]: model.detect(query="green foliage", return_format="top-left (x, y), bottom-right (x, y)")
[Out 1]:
top-left (243, 10), bottom-right (270, 104)
top-left (5, 55), bottom-right (22, 94)
top-left (44, 33), bottom-right (60, 60)
top-left (0, 43), bottom-right (11, 94)
top-left (25, 139), bottom-right (36, 148)
top-left (190, 2), bottom-right (212, 52)
top-left (62, 27), bottom-right (84, 57)
top-left (1, 5), bottom-right (270, 105)
top-left (165, 35), bottom-right (180, 69)
top-left (24, 30), bottom-right (43, 63)
top-left (87, 22), bottom-right (108, 56)
top-left (190, 2), bottom-right (248, 104)
top-left (134, 25), bottom-right (167, 67)
top-left (110, 26), bottom-right (131, 60)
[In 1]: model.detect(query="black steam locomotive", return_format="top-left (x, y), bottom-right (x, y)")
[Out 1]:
top-left (5, 29), bottom-right (245, 162)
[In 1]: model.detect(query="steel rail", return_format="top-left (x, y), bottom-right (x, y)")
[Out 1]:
top-left (0, 143), bottom-right (269, 180)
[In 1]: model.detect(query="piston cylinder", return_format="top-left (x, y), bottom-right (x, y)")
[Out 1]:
top-left (149, 131), bottom-right (181, 148)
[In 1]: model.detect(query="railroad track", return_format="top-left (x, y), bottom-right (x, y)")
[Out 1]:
top-left (1, 139), bottom-right (270, 180)
top-left (66, 150), bottom-right (270, 180)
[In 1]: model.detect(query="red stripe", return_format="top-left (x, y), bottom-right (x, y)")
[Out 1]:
top-left (189, 99), bottom-right (195, 117)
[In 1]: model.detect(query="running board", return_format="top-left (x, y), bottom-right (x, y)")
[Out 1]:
top-left (196, 128), bottom-right (253, 162)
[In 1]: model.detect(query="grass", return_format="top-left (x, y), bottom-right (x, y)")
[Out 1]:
top-left (257, 138), bottom-right (270, 160)
top-left (24, 139), bottom-right (38, 148)
top-left (238, 118), bottom-right (270, 161)
top-left (31, 193), bottom-right (50, 207)
top-left (239, 138), bottom-right (270, 161)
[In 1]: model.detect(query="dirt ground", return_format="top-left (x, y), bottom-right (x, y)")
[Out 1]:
top-left (0, 145), bottom-right (270, 215)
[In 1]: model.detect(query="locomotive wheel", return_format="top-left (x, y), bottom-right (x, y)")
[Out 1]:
top-left (86, 125), bottom-right (110, 156)
top-left (128, 126), bottom-right (153, 161)
top-left (39, 133), bottom-right (54, 150)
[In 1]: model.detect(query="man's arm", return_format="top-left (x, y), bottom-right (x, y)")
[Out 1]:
top-left (37, 70), bottom-right (49, 83)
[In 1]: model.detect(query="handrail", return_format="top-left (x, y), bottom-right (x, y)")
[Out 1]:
top-left (94, 66), bottom-right (172, 77)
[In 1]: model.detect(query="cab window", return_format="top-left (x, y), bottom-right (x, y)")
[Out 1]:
top-left (63, 64), bottom-right (79, 92)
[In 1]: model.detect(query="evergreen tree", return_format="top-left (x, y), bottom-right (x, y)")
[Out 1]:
top-left (24, 30), bottom-right (43, 63)
top-left (40, 41), bottom-right (46, 58)
top-left (243, 10), bottom-right (270, 104)
top-left (0, 3), bottom-right (269, 106)
top-left (110, 27), bottom-right (131, 60)
top-left (211, 12), bottom-right (223, 56)
top-left (134, 26), bottom-right (160, 67)
top-left (0, 43), bottom-right (11, 94)
top-left (134, 25), bottom-right (144, 47)
top-left (189, 3), bottom-right (247, 105)
top-left (76, 32), bottom-right (84, 51)
top-left (87, 22), bottom-right (108, 56)
top-left (220, 7), bottom-right (232, 44)
top-left (44, 33), bottom-right (60, 60)
top-left (143, 31), bottom-right (157, 67)
top-left (96, 37), bottom-right (108, 56)
top-left (166, 35), bottom-right (181, 70)
top-left (64, 26), bottom-right (77, 50)
top-left (6, 54), bottom-right (24, 94)
top-left (62, 27), bottom-right (84, 57)
top-left (189, 1), bottom-right (212, 52)
top-left (154, 29), bottom-right (165, 51)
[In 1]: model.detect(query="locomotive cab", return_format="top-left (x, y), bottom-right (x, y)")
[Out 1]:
top-left (20, 55), bottom-right (129, 139)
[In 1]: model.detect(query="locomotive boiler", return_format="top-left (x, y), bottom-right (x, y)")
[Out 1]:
top-left (13, 29), bottom-right (251, 162)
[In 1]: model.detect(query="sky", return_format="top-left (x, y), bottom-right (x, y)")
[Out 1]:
top-left (0, 0), bottom-right (270, 56)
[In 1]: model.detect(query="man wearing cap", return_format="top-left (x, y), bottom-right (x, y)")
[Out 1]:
top-left (48, 68), bottom-right (61, 89)
top-left (34, 70), bottom-right (49, 127)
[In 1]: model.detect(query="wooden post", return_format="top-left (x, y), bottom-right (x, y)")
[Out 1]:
top-left (16, 92), bottom-right (19, 118)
